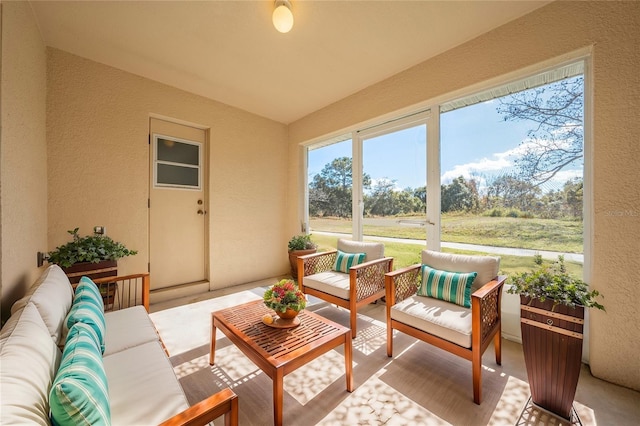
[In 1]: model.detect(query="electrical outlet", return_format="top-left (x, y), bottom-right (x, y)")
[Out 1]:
top-left (94, 226), bottom-right (105, 235)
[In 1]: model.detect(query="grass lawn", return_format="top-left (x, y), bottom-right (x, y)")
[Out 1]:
top-left (310, 233), bottom-right (584, 280)
top-left (311, 213), bottom-right (583, 253)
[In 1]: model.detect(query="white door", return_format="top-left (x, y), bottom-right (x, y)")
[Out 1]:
top-left (149, 118), bottom-right (207, 290)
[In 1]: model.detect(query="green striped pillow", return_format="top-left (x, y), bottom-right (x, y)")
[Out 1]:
top-left (75, 277), bottom-right (105, 312)
top-left (333, 250), bottom-right (366, 273)
top-left (49, 322), bottom-right (111, 426)
top-left (418, 265), bottom-right (477, 308)
top-left (66, 299), bottom-right (106, 354)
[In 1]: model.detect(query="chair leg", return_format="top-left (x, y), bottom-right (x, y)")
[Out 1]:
top-left (350, 307), bottom-right (357, 339)
top-left (472, 348), bottom-right (482, 405)
top-left (494, 330), bottom-right (502, 366)
top-left (386, 322), bottom-right (393, 357)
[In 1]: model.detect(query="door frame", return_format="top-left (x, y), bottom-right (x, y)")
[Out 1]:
top-left (148, 116), bottom-right (210, 289)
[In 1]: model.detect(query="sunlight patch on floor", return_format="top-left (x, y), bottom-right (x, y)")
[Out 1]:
top-left (317, 367), bottom-right (449, 425)
top-left (284, 350), bottom-right (356, 405)
top-left (489, 375), bottom-right (597, 426)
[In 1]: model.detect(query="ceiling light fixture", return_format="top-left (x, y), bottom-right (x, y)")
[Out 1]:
top-left (272, 0), bottom-right (294, 33)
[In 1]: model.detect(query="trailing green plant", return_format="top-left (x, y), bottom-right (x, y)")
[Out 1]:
top-left (47, 228), bottom-right (138, 268)
top-left (287, 234), bottom-right (317, 251)
top-left (507, 255), bottom-right (604, 310)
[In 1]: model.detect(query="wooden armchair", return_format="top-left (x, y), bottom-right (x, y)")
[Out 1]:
top-left (298, 238), bottom-right (393, 338)
top-left (159, 387), bottom-right (239, 426)
top-left (385, 250), bottom-right (506, 404)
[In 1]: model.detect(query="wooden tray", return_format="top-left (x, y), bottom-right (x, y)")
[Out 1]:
top-left (262, 315), bottom-right (301, 329)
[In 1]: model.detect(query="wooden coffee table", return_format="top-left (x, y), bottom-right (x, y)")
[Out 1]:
top-left (209, 300), bottom-right (353, 425)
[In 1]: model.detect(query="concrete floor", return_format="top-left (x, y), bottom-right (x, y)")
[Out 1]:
top-left (150, 278), bottom-right (640, 426)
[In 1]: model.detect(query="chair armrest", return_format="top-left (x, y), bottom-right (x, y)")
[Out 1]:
top-left (158, 388), bottom-right (238, 426)
top-left (297, 250), bottom-right (337, 278)
top-left (384, 264), bottom-right (421, 307)
top-left (350, 257), bottom-right (394, 302)
top-left (471, 275), bottom-right (507, 343)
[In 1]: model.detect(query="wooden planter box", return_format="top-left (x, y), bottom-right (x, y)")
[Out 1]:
top-left (62, 260), bottom-right (118, 308)
top-left (520, 295), bottom-right (584, 420)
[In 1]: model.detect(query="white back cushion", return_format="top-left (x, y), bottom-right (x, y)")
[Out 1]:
top-left (10, 265), bottom-right (74, 344)
top-left (421, 250), bottom-right (499, 292)
top-left (0, 303), bottom-right (62, 425)
top-left (337, 239), bottom-right (384, 261)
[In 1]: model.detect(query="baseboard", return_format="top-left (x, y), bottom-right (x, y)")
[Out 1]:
top-left (150, 280), bottom-right (210, 304)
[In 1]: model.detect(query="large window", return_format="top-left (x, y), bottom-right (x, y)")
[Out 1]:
top-left (305, 60), bottom-right (587, 269)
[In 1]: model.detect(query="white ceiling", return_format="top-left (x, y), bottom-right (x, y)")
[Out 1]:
top-left (30, 1), bottom-right (550, 124)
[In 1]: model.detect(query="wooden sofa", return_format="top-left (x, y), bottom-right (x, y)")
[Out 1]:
top-left (0, 264), bottom-right (238, 425)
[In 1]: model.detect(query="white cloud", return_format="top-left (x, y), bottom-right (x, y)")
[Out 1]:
top-left (441, 138), bottom-right (582, 192)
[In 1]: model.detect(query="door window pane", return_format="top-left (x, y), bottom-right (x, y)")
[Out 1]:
top-left (157, 138), bottom-right (199, 165)
top-left (154, 135), bottom-right (201, 189)
top-left (157, 164), bottom-right (199, 187)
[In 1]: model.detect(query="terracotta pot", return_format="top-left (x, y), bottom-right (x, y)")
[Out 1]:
top-left (275, 308), bottom-right (300, 320)
top-left (520, 295), bottom-right (584, 420)
top-left (288, 249), bottom-right (316, 279)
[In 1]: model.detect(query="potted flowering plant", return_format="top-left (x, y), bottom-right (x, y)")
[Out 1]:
top-left (263, 279), bottom-right (307, 319)
top-left (508, 255), bottom-right (604, 419)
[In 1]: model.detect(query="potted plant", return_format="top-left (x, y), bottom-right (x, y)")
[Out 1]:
top-left (263, 279), bottom-right (307, 320)
top-left (48, 228), bottom-right (138, 304)
top-left (507, 255), bottom-right (604, 420)
top-left (287, 234), bottom-right (317, 279)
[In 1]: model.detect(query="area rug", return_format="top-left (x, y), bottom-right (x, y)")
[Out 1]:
top-left (150, 291), bottom-right (596, 426)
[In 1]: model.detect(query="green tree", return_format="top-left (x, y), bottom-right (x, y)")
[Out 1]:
top-left (309, 157), bottom-right (370, 218)
top-left (441, 176), bottom-right (477, 213)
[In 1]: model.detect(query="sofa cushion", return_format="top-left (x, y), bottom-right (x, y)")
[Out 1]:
top-left (65, 298), bottom-right (106, 354)
top-left (333, 250), bottom-right (366, 273)
top-left (10, 265), bottom-right (74, 344)
top-left (0, 303), bottom-right (62, 425)
top-left (104, 340), bottom-right (188, 425)
top-left (74, 276), bottom-right (105, 312)
top-left (422, 250), bottom-right (499, 292)
top-left (390, 295), bottom-right (473, 348)
top-left (303, 270), bottom-right (351, 300)
top-left (337, 239), bottom-right (384, 261)
top-left (50, 322), bottom-right (111, 426)
top-left (103, 306), bottom-right (159, 356)
top-left (418, 265), bottom-right (477, 308)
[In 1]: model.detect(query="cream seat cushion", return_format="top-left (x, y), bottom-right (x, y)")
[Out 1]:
top-left (303, 271), bottom-right (351, 300)
top-left (103, 306), bottom-right (160, 356)
top-left (104, 340), bottom-right (188, 425)
top-left (391, 294), bottom-right (472, 348)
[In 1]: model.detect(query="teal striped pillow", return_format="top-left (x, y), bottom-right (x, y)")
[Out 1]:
top-left (75, 276), bottom-right (105, 312)
top-left (66, 299), bottom-right (106, 354)
top-left (333, 250), bottom-right (366, 273)
top-left (50, 322), bottom-right (111, 426)
top-left (418, 265), bottom-right (477, 308)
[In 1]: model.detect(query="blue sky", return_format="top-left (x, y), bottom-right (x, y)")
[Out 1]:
top-left (308, 99), bottom-right (582, 194)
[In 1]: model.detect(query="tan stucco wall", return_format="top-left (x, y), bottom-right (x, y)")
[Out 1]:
top-left (289, 1), bottom-right (640, 390)
top-left (46, 49), bottom-right (288, 291)
top-left (0, 1), bottom-right (48, 321)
